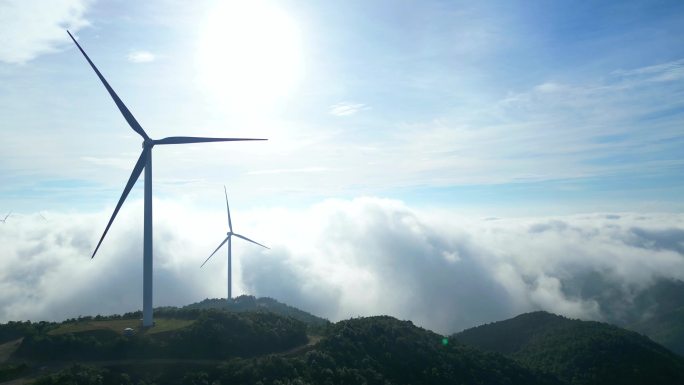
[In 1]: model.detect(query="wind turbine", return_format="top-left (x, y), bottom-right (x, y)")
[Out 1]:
top-left (66, 31), bottom-right (266, 327)
top-left (0, 211), bottom-right (11, 223)
top-left (201, 186), bottom-right (269, 300)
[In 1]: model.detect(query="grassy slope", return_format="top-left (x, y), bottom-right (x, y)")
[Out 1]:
top-left (48, 318), bottom-right (194, 336)
top-left (0, 339), bottom-right (22, 363)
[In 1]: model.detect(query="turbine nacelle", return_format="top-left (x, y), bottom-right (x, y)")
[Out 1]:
top-left (200, 187), bottom-right (269, 300)
top-left (200, 186), bottom-right (269, 271)
top-left (67, 30), bottom-right (268, 327)
top-left (67, 30), bottom-right (267, 261)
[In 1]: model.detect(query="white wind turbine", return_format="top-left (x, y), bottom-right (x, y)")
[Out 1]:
top-left (67, 31), bottom-right (266, 327)
top-left (0, 211), bottom-right (11, 223)
top-left (201, 186), bottom-right (269, 300)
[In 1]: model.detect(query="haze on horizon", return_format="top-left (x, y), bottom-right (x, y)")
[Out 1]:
top-left (0, 0), bottom-right (683, 334)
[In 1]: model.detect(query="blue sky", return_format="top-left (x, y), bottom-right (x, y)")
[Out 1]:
top-left (1, 0), bottom-right (683, 215)
top-left (1, 1), bottom-right (684, 327)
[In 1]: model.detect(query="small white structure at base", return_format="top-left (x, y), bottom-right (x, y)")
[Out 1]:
top-left (123, 327), bottom-right (135, 336)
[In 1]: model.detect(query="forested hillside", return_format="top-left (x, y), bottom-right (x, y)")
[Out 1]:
top-left (27, 316), bottom-right (560, 385)
top-left (454, 311), bottom-right (684, 385)
top-left (2, 301), bottom-right (683, 385)
top-left (183, 295), bottom-right (328, 329)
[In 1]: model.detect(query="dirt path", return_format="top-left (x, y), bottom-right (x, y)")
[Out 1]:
top-left (279, 335), bottom-right (322, 356)
top-left (0, 339), bottom-right (22, 363)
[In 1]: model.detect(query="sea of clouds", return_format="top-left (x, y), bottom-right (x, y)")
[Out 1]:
top-left (1, 197), bottom-right (683, 334)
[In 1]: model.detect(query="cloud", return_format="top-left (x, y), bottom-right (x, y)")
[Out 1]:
top-left (246, 167), bottom-right (329, 175)
top-left (2, 198), bottom-right (683, 334)
top-left (127, 50), bottom-right (156, 63)
top-left (383, 58), bottom-right (684, 188)
top-left (80, 155), bottom-right (140, 170)
top-left (612, 59), bottom-right (684, 83)
top-left (329, 102), bottom-right (369, 116)
top-left (240, 199), bottom-right (684, 332)
top-left (2, 57), bottom-right (682, 212)
top-left (533, 82), bottom-right (566, 93)
top-left (0, 0), bottom-right (93, 64)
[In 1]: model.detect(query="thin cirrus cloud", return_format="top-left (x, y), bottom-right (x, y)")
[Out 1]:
top-left (0, 0), bottom-right (93, 64)
top-left (247, 167), bottom-right (329, 175)
top-left (612, 59), bottom-right (684, 82)
top-left (127, 50), bottom-right (156, 63)
top-left (380, 57), bottom-right (684, 188)
top-left (329, 102), bottom-right (369, 116)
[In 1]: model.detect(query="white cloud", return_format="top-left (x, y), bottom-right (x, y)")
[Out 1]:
top-left (613, 59), bottom-right (684, 82)
top-left (2, 58), bottom-right (682, 212)
top-left (534, 82), bottom-right (566, 93)
top-left (80, 155), bottom-right (140, 170)
top-left (127, 50), bottom-right (155, 63)
top-left (1, 198), bottom-right (683, 334)
top-left (247, 167), bottom-right (328, 175)
top-left (329, 102), bottom-right (369, 116)
top-left (199, 59), bottom-right (683, 198)
top-left (0, 0), bottom-right (93, 64)
top-left (382, 58), bottom-right (684, 188)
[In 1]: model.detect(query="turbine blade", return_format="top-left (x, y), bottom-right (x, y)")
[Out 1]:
top-left (3, 211), bottom-right (11, 221)
top-left (91, 149), bottom-right (148, 259)
top-left (224, 185), bottom-right (232, 232)
top-left (233, 233), bottom-right (269, 249)
top-left (154, 137), bottom-right (267, 145)
top-left (66, 31), bottom-right (149, 141)
top-left (201, 236), bottom-right (230, 267)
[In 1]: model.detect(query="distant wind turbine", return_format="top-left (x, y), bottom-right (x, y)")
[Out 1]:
top-left (201, 186), bottom-right (269, 300)
top-left (67, 31), bottom-right (266, 327)
top-left (0, 211), bottom-right (11, 223)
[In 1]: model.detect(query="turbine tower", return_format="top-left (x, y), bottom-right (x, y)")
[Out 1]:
top-left (201, 186), bottom-right (269, 300)
top-left (67, 31), bottom-right (266, 327)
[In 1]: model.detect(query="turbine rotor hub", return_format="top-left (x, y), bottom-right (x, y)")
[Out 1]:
top-left (142, 139), bottom-right (155, 149)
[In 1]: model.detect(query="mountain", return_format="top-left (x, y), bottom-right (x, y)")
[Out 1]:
top-left (623, 279), bottom-right (684, 356)
top-left (628, 306), bottom-right (684, 356)
top-left (13, 310), bottom-right (307, 361)
top-left (181, 295), bottom-right (329, 329)
top-left (25, 315), bottom-right (560, 385)
top-left (565, 276), bottom-right (684, 356)
top-left (4, 301), bottom-right (684, 385)
top-left (454, 311), bottom-right (684, 385)
top-left (303, 316), bottom-right (560, 385)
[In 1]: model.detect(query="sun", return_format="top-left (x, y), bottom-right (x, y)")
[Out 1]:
top-left (197, 1), bottom-right (303, 113)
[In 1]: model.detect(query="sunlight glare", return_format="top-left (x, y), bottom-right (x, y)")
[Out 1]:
top-left (197, 1), bottom-right (303, 113)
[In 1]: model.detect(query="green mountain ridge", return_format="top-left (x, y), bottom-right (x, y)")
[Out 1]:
top-left (181, 295), bottom-right (329, 329)
top-left (1, 298), bottom-right (684, 385)
top-left (618, 279), bottom-right (684, 356)
top-left (454, 311), bottom-right (684, 385)
top-left (9, 314), bottom-right (560, 385)
top-left (628, 305), bottom-right (684, 357)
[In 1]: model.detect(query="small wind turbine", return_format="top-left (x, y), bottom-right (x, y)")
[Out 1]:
top-left (0, 211), bottom-right (11, 223)
top-left (201, 186), bottom-right (268, 300)
top-left (67, 31), bottom-right (266, 327)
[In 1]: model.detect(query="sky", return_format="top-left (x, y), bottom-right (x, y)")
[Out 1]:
top-left (0, 0), bottom-right (683, 333)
